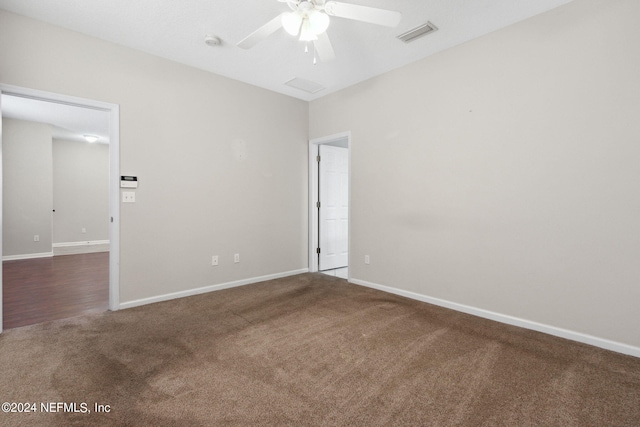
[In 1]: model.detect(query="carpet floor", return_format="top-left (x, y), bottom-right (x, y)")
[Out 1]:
top-left (0, 273), bottom-right (639, 426)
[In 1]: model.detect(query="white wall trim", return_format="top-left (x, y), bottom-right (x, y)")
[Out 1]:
top-left (53, 240), bottom-right (110, 256)
top-left (53, 240), bottom-right (110, 248)
top-left (350, 278), bottom-right (640, 358)
top-left (119, 268), bottom-right (309, 310)
top-left (3, 252), bottom-right (54, 261)
top-left (107, 104), bottom-right (120, 312)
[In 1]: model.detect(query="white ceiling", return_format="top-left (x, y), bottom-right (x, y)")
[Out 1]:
top-left (0, 0), bottom-right (575, 102)
top-left (1, 95), bottom-right (110, 144)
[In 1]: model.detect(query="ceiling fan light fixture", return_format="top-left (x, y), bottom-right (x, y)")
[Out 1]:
top-left (308, 11), bottom-right (330, 35)
top-left (282, 12), bottom-right (303, 36)
top-left (237, 0), bottom-right (402, 62)
top-left (299, 18), bottom-right (318, 41)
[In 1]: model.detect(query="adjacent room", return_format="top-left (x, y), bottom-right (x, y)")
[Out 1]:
top-left (2, 95), bottom-right (110, 328)
top-left (1, 0), bottom-right (638, 425)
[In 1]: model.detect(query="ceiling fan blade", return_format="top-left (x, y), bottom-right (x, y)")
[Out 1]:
top-left (237, 13), bottom-right (286, 49)
top-left (314, 32), bottom-right (335, 62)
top-left (324, 1), bottom-right (401, 27)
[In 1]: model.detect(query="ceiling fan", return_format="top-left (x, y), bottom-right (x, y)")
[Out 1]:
top-left (237, 0), bottom-right (402, 63)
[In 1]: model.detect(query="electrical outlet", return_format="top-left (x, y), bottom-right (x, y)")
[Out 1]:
top-left (34, 235), bottom-right (40, 242)
top-left (211, 255), bottom-right (219, 266)
top-left (364, 255), bottom-right (370, 265)
top-left (234, 253), bottom-right (240, 263)
top-left (81, 227), bottom-right (87, 234)
top-left (122, 191), bottom-right (136, 203)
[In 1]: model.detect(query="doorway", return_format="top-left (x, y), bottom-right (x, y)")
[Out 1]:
top-left (309, 132), bottom-right (350, 279)
top-left (0, 84), bottom-right (120, 332)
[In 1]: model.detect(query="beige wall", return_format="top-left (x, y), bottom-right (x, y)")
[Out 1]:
top-left (310, 0), bottom-right (640, 348)
top-left (2, 118), bottom-right (53, 257)
top-left (52, 139), bottom-right (109, 244)
top-left (0, 10), bottom-right (309, 303)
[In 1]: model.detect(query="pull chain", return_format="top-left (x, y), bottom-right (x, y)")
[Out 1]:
top-left (304, 42), bottom-right (317, 65)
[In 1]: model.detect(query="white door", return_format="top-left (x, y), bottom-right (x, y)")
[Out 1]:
top-left (318, 145), bottom-right (348, 270)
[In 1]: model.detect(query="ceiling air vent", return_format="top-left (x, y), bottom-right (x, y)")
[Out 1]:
top-left (285, 78), bottom-right (326, 94)
top-left (397, 22), bottom-right (438, 43)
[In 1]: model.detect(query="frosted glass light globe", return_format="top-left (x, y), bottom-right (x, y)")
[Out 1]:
top-left (282, 12), bottom-right (303, 36)
top-left (299, 18), bottom-right (318, 41)
top-left (308, 11), bottom-right (329, 35)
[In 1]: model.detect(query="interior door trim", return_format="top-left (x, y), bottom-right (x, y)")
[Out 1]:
top-left (308, 131), bottom-right (351, 276)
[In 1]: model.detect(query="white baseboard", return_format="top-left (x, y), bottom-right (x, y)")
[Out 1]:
top-left (3, 252), bottom-right (54, 261)
top-left (119, 268), bottom-right (309, 310)
top-left (350, 278), bottom-right (640, 358)
top-left (53, 240), bottom-right (110, 256)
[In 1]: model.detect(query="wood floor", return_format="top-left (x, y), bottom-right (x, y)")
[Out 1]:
top-left (2, 252), bottom-right (109, 329)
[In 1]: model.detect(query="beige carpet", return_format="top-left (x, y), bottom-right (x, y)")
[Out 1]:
top-left (1, 273), bottom-right (639, 426)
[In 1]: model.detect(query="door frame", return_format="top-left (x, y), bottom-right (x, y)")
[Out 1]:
top-left (308, 131), bottom-right (351, 275)
top-left (0, 84), bottom-right (120, 333)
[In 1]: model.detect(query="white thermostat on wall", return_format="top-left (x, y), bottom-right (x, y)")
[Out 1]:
top-left (120, 176), bottom-right (138, 188)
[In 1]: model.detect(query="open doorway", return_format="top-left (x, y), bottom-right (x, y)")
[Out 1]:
top-left (309, 132), bottom-right (350, 280)
top-left (0, 85), bottom-right (120, 332)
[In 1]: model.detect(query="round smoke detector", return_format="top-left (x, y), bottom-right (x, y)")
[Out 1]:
top-left (204, 35), bottom-right (221, 47)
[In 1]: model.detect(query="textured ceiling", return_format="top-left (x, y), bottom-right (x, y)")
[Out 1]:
top-left (0, 0), bottom-right (575, 101)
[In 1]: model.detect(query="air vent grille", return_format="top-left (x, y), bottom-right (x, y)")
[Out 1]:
top-left (397, 22), bottom-right (438, 43)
